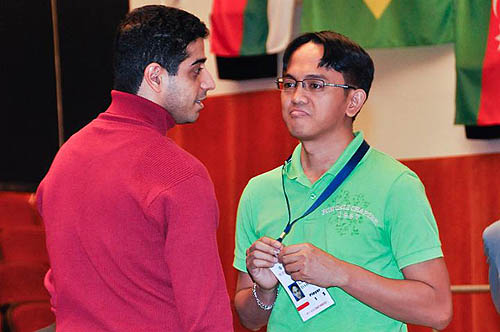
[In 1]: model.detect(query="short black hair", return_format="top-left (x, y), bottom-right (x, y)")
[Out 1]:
top-left (282, 31), bottom-right (374, 97)
top-left (113, 5), bottom-right (208, 94)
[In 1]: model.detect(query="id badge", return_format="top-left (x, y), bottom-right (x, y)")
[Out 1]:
top-left (270, 263), bottom-right (335, 321)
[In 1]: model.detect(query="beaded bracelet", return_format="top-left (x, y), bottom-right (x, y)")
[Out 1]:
top-left (252, 283), bottom-right (277, 311)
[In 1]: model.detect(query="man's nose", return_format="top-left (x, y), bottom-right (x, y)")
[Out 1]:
top-left (291, 83), bottom-right (307, 104)
top-left (201, 69), bottom-right (216, 91)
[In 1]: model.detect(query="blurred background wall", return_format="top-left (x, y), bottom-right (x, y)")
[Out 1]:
top-left (1, 0), bottom-right (499, 331)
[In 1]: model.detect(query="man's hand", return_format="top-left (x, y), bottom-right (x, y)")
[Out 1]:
top-left (280, 243), bottom-right (348, 288)
top-left (246, 237), bottom-right (283, 290)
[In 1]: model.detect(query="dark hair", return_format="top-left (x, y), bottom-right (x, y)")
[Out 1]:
top-left (282, 31), bottom-right (374, 97)
top-left (113, 5), bottom-right (208, 94)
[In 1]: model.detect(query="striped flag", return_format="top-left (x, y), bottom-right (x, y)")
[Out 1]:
top-left (210, 0), bottom-right (294, 80)
top-left (300, 0), bottom-right (454, 49)
top-left (455, 0), bottom-right (500, 127)
top-left (210, 0), bottom-right (294, 56)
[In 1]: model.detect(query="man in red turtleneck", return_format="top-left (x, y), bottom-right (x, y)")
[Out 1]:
top-left (36, 5), bottom-right (233, 331)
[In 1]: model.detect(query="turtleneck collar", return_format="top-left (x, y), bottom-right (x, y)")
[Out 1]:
top-left (103, 90), bottom-right (176, 135)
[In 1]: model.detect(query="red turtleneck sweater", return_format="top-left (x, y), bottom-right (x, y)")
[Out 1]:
top-left (37, 91), bottom-right (233, 331)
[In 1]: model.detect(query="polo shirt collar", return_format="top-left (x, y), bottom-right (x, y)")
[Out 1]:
top-left (285, 131), bottom-right (366, 186)
top-left (104, 90), bottom-right (176, 135)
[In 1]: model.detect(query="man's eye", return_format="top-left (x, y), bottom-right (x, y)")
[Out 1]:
top-left (194, 67), bottom-right (203, 75)
top-left (283, 82), bottom-right (296, 89)
top-left (308, 81), bottom-right (323, 89)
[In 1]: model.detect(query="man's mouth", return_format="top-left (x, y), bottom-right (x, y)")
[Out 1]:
top-left (195, 97), bottom-right (205, 108)
top-left (289, 108), bottom-right (309, 117)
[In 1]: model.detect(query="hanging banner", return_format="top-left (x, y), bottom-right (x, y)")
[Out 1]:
top-left (210, 0), bottom-right (294, 80)
top-left (301, 0), bottom-right (454, 49)
top-left (455, 0), bottom-right (500, 127)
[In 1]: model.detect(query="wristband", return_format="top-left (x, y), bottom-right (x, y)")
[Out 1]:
top-left (252, 283), bottom-right (277, 311)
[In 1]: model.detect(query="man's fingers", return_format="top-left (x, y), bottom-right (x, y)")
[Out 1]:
top-left (283, 261), bottom-right (302, 275)
top-left (280, 243), bottom-right (306, 256)
top-left (280, 253), bottom-right (299, 265)
top-left (248, 249), bottom-right (279, 265)
top-left (248, 257), bottom-right (277, 269)
top-left (279, 244), bottom-right (307, 262)
top-left (249, 237), bottom-right (282, 255)
top-left (257, 236), bottom-right (283, 249)
top-left (290, 272), bottom-right (303, 282)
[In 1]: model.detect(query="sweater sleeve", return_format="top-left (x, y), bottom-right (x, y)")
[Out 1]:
top-left (148, 174), bottom-right (233, 332)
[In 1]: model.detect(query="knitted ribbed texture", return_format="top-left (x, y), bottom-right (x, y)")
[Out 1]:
top-left (37, 91), bottom-right (233, 331)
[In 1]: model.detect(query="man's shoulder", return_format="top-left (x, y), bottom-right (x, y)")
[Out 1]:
top-left (237, 165), bottom-right (284, 206)
top-left (364, 147), bottom-right (418, 179)
top-left (246, 165), bottom-right (283, 190)
top-left (354, 147), bottom-right (425, 198)
top-left (139, 136), bottom-right (211, 185)
top-left (483, 220), bottom-right (500, 243)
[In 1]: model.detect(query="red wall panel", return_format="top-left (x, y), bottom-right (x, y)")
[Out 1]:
top-left (169, 90), bottom-right (500, 331)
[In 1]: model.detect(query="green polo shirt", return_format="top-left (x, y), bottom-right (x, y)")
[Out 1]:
top-left (234, 132), bottom-right (443, 332)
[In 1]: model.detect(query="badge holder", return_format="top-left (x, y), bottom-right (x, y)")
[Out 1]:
top-left (270, 263), bottom-right (335, 321)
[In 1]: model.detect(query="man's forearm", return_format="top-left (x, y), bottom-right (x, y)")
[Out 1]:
top-left (281, 243), bottom-right (452, 330)
top-left (339, 259), bottom-right (452, 330)
top-left (234, 285), bottom-right (275, 331)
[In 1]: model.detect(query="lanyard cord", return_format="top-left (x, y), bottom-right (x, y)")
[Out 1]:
top-left (281, 165), bottom-right (293, 233)
top-left (277, 140), bottom-right (370, 243)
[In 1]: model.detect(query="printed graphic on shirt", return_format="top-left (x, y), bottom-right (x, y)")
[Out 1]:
top-left (321, 190), bottom-right (379, 236)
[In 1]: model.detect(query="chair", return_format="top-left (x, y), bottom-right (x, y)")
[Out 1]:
top-left (0, 226), bottom-right (48, 263)
top-left (5, 301), bottom-right (54, 332)
top-left (0, 262), bottom-right (50, 306)
top-left (0, 192), bottom-right (40, 227)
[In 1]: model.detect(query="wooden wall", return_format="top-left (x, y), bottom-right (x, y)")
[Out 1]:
top-left (169, 90), bottom-right (500, 331)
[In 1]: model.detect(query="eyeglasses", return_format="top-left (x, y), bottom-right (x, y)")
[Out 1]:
top-left (275, 77), bottom-right (357, 92)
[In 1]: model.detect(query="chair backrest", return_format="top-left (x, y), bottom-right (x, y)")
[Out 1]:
top-left (6, 301), bottom-right (55, 332)
top-left (0, 192), bottom-right (41, 227)
top-left (0, 262), bottom-right (50, 306)
top-left (0, 226), bottom-right (48, 263)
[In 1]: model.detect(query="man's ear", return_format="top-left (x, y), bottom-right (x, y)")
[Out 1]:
top-left (143, 63), bottom-right (163, 93)
top-left (346, 89), bottom-right (367, 118)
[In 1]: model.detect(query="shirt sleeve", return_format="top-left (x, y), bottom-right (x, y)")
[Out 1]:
top-left (149, 174), bottom-right (233, 332)
top-left (385, 172), bottom-right (443, 270)
top-left (483, 220), bottom-right (500, 313)
top-left (233, 181), bottom-right (259, 273)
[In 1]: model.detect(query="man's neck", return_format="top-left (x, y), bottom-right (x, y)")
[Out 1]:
top-left (300, 131), bottom-right (355, 184)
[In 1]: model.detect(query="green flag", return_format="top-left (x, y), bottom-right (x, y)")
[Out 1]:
top-left (455, 0), bottom-right (500, 126)
top-left (301, 0), bottom-right (454, 48)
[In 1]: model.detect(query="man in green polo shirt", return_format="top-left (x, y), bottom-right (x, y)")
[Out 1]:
top-left (233, 31), bottom-right (453, 331)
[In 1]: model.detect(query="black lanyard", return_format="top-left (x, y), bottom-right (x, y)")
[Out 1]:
top-left (277, 140), bottom-right (370, 242)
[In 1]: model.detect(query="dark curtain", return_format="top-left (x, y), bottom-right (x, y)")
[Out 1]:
top-left (0, 0), bottom-right (128, 191)
top-left (57, 0), bottom-right (128, 140)
top-left (0, 0), bottom-right (59, 191)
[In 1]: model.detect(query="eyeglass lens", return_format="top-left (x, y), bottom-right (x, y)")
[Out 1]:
top-left (278, 79), bottom-right (325, 91)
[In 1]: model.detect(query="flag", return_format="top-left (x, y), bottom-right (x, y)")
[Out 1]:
top-left (210, 0), bottom-right (294, 80)
top-left (455, 0), bottom-right (500, 130)
top-left (300, 0), bottom-right (454, 49)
